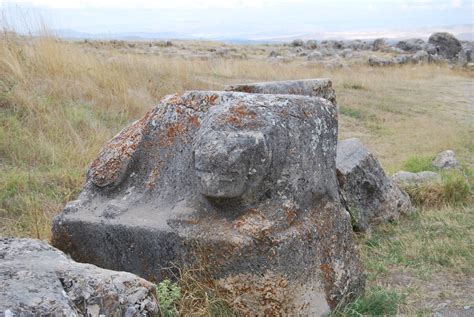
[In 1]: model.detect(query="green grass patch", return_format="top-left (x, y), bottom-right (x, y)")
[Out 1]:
top-left (332, 287), bottom-right (403, 316)
top-left (340, 107), bottom-right (366, 120)
top-left (358, 206), bottom-right (474, 279)
top-left (403, 169), bottom-right (472, 207)
top-left (402, 155), bottom-right (436, 173)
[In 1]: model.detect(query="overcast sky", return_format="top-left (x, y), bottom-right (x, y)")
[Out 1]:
top-left (1, 0), bottom-right (473, 39)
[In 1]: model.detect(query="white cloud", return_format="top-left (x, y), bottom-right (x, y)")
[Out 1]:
top-left (451, 0), bottom-right (462, 7)
top-left (1, 0), bottom-right (316, 9)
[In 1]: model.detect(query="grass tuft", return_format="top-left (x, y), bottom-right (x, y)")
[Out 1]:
top-left (403, 169), bottom-right (472, 208)
top-left (332, 287), bottom-right (403, 316)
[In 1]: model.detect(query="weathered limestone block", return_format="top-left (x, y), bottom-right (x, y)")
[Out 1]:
top-left (52, 91), bottom-right (364, 315)
top-left (0, 238), bottom-right (159, 316)
top-left (225, 78), bottom-right (337, 105)
top-left (336, 138), bottom-right (413, 231)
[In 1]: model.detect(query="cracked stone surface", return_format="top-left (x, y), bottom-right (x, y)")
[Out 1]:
top-left (0, 237), bottom-right (159, 316)
top-left (52, 90), bottom-right (364, 315)
top-left (336, 138), bottom-right (413, 231)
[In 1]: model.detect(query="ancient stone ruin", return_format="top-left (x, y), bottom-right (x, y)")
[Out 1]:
top-left (52, 81), bottom-right (365, 315)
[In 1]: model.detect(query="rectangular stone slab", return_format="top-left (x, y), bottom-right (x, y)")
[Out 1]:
top-left (225, 78), bottom-right (336, 104)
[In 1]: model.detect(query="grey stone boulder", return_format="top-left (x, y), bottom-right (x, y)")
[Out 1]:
top-left (0, 237), bottom-right (159, 316)
top-left (336, 138), bottom-right (413, 231)
top-left (52, 90), bottom-right (364, 315)
top-left (372, 38), bottom-right (387, 51)
top-left (307, 51), bottom-right (324, 61)
top-left (341, 48), bottom-right (353, 58)
top-left (304, 40), bottom-right (318, 49)
top-left (225, 78), bottom-right (337, 105)
top-left (392, 171), bottom-right (442, 186)
top-left (368, 55), bottom-right (393, 67)
top-left (395, 38), bottom-right (425, 52)
top-left (457, 49), bottom-right (473, 66)
top-left (412, 50), bottom-right (429, 63)
top-left (433, 150), bottom-right (460, 169)
top-left (393, 54), bottom-right (411, 65)
top-left (291, 39), bottom-right (304, 47)
top-left (428, 32), bottom-right (462, 60)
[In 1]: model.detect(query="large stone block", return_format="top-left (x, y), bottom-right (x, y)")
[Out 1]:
top-left (336, 138), bottom-right (413, 231)
top-left (225, 78), bottom-right (337, 104)
top-left (52, 91), bottom-right (364, 315)
top-left (0, 238), bottom-right (159, 316)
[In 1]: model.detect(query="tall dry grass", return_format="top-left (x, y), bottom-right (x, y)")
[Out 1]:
top-left (0, 32), bottom-right (473, 239)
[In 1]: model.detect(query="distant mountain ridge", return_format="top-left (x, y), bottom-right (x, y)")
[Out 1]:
top-left (53, 24), bottom-right (473, 43)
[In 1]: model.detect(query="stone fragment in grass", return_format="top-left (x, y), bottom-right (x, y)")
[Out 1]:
top-left (0, 237), bottom-right (159, 316)
top-left (336, 138), bottom-right (413, 231)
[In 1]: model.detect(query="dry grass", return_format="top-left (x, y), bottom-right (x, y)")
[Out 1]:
top-left (0, 33), bottom-right (473, 315)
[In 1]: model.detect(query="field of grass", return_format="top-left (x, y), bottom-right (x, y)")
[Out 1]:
top-left (0, 33), bottom-right (473, 315)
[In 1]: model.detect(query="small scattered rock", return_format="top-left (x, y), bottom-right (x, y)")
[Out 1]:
top-left (432, 150), bottom-right (460, 169)
top-left (392, 171), bottom-right (442, 186)
top-left (368, 55), bottom-right (393, 67)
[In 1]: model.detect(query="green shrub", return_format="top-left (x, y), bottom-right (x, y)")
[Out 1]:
top-left (156, 279), bottom-right (181, 317)
top-left (332, 287), bottom-right (402, 316)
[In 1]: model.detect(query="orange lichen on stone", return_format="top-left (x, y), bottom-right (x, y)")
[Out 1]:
top-left (204, 94), bottom-right (219, 106)
top-left (89, 110), bottom-right (153, 187)
top-left (158, 121), bottom-right (187, 148)
top-left (231, 102), bottom-right (257, 119)
top-left (187, 114), bottom-right (201, 127)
